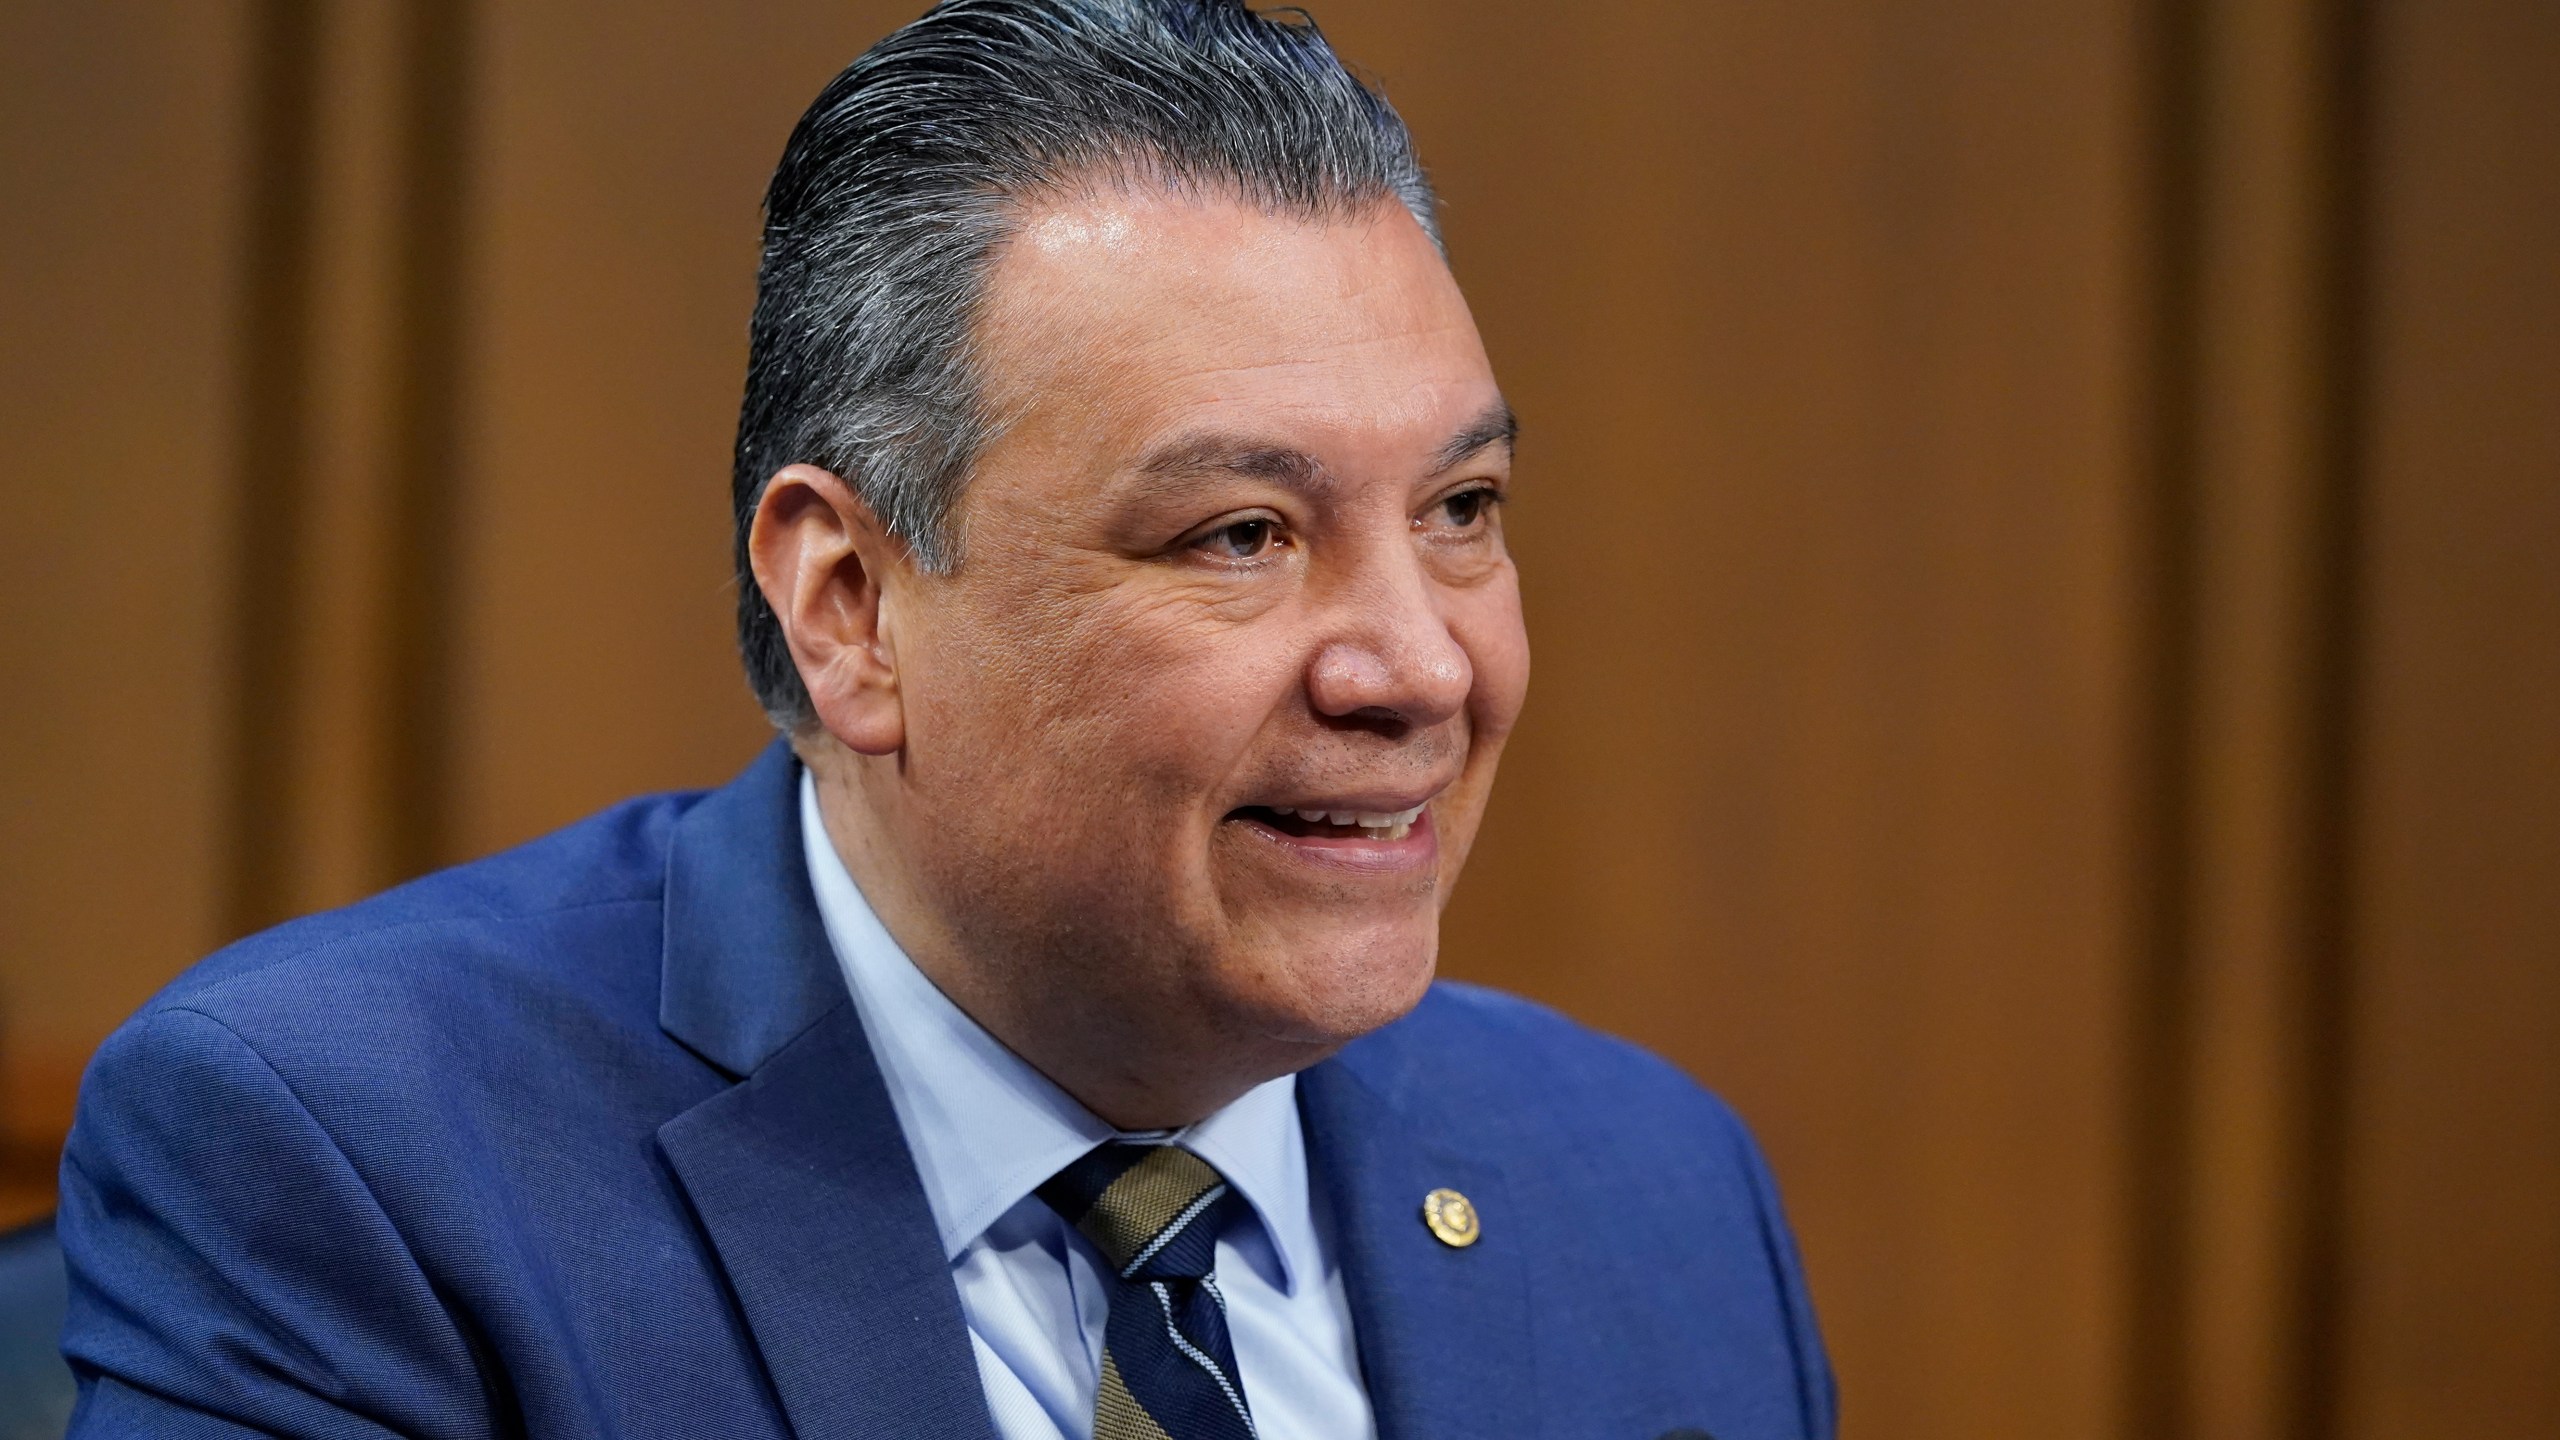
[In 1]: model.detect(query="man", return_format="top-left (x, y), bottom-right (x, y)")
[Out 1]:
top-left (60, 3), bottom-right (1834, 1437)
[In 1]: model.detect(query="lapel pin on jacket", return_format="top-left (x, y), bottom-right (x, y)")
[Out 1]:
top-left (1421, 1187), bottom-right (1481, 1248)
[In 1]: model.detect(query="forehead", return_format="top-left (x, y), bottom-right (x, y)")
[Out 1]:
top-left (970, 184), bottom-right (1499, 462)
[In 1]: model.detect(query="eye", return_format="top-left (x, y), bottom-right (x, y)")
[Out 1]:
top-left (1190, 515), bottom-right (1284, 560)
top-left (1431, 486), bottom-right (1502, 530)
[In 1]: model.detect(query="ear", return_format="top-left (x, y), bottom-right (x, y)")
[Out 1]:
top-left (747, 464), bottom-right (909, 756)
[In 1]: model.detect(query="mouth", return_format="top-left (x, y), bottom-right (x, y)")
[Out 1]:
top-left (1226, 803), bottom-right (1428, 843)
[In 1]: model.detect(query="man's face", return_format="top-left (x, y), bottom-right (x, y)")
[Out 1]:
top-left (884, 185), bottom-right (1527, 1060)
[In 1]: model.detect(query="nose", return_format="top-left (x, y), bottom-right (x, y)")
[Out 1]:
top-left (1304, 552), bottom-right (1472, 732)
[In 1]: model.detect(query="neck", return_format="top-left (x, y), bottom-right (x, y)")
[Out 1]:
top-left (798, 741), bottom-right (1325, 1130)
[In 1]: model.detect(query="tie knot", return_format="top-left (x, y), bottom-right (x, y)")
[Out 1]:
top-left (1038, 1141), bottom-right (1239, 1280)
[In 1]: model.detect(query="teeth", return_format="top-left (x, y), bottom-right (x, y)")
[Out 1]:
top-left (1283, 804), bottom-right (1425, 833)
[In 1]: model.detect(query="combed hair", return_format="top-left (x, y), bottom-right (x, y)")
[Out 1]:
top-left (732, 0), bottom-right (1441, 728)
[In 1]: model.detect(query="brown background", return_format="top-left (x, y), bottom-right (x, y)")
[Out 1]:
top-left (3, 2), bottom-right (2553, 1436)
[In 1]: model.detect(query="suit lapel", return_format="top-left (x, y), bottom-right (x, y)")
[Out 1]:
top-left (1301, 1051), bottom-right (1540, 1439)
top-left (655, 741), bottom-right (995, 1440)
top-left (659, 1006), bottom-right (994, 1440)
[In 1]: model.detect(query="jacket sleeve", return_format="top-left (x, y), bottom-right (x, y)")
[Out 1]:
top-left (59, 1006), bottom-right (494, 1438)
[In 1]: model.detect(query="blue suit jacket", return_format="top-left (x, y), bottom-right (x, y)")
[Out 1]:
top-left (59, 742), bottom-right (1835, 1439)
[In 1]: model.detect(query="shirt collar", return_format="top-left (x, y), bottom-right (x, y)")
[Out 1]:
top-left (797, 771), bottom-right (1313, 1294)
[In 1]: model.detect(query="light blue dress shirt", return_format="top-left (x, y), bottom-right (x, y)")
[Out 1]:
top-left (799, 775), bottom-right (1377, 1440)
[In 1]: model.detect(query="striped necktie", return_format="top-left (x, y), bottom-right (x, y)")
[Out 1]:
top-left (1038, 1142), bottom-right (1258, 1440)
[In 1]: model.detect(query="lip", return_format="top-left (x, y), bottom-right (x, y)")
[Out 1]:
top-left (1225, 805), bottom-right (1441, 875)
top-left (1250, 788), bottom-right (1442, 816)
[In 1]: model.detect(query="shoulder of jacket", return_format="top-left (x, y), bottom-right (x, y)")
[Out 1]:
top-left (1348, 980), bottom-right (1747, 1139)
top-left (134, 787), bottom-right (705, 1030)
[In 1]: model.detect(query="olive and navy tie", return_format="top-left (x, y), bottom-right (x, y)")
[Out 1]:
top-left (1038, 1142), bottom-right (1259, 1440)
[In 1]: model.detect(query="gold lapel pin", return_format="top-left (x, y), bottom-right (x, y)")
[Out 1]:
top-left (1421, 1187), bottom-right (1481, 1248)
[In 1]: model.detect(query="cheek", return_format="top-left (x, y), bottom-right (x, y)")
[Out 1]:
top-left (1455, 572), bottom-right (1531, 744)
top-left (1428, 577), bottom-right (1528, 880)
top-left (915, 577), bottom-right (1301, 825)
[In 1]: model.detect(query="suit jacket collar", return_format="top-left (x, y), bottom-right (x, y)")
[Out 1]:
top-left (653, 739), bottom-right (1539, 1438)
top-left (658, 739), bottom-right (845, 1077)
top-left (655, 739), bottom-right (996, 1440)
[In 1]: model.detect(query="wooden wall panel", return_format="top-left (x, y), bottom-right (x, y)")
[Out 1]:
top-left (243, 0), bottom-right (480, 925)
top-left (2161, 0), bottom-right (2364, 1434)
top-left (2340, 1), bottom-right (2560, 1433)
top-left (443, 1), bottom-right (907, 861)
top-left (0, 3), bottom-right (254, 1167)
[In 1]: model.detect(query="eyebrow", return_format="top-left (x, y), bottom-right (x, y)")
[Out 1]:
top-left (1136, 434), bottom-right (1333, 496)
top-left (1427, 401), bottom-right (1520, 476)
top-left (1129, 400), bottom-right (1520, 498)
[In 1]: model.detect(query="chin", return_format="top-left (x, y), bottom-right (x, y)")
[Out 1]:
top-left (1231, 919), bottom-right (1440, 1049)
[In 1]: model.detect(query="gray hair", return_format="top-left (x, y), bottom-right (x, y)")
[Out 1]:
top-left (732, 0), bottom-right (1441, 728)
